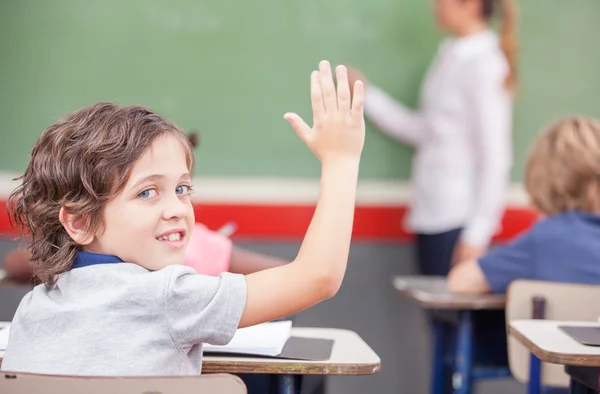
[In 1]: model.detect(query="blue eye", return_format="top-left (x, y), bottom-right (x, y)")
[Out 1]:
top-left (176, 185), bottom-right (193, 195)
top-left (138, 188), bottom-right (158, 199)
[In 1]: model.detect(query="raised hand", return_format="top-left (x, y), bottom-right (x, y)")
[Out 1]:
top-left (284, 61), bottom-right (365, 165)
top-left (238, 62), bottom-right (364, 328)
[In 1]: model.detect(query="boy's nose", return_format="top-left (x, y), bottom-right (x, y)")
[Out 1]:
top-left (162, 196), bottom-right (189, 220)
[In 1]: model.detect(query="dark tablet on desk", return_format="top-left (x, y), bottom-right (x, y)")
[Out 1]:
top-left (204, 337), bottom-right (334, 361)
top-left (559, 325), bottom-right (600, 346)
top-left (277, 337), bottom-right (334, 361)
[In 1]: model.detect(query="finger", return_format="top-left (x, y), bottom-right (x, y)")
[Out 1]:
top-left (335, 65), bottom-right (351, 113)
top-left (310, 70), bottom-right (325, 121)
top-left (351, 80), bottom-right (364, 117)
top-left (319, 60), bottom-right (337, 113)
top-left (284, 113), bottom-right (312, 144)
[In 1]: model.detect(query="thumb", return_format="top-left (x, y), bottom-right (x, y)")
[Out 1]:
top-left (284, 113), bottom-right (311, 144)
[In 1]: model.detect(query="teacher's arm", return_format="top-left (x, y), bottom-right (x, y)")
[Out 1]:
top-left (348, 69), bottom-right (424, 147)
top-left (460, 56), bottom-right (513, 252)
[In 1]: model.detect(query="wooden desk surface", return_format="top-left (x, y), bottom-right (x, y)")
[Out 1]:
top-left (203, 328), bottom-right (381, 375)
top-left (509, 320), bottom-right (600, 367)
top-left (392, 276), bottom-right (506, 310)
top-left (0, 325), bottom-right (381, 376)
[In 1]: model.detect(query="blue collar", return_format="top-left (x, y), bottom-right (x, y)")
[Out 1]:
top-left (72, 251), bottom-right (123, 269)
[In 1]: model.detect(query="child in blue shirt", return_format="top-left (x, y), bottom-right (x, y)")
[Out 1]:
top-left (1, 60), bottom-right (366, 376)
top-left (447, 116), bottom-right (600, 385)
top-left (448, 116), bottom-right (600, 292)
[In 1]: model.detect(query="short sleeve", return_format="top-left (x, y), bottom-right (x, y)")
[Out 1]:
top-left (165, 266), bottom-right (247, 350)
top-left (477, 227), bottom-right (537, 294)
top-left (184, 223), bottom-right (233, 276)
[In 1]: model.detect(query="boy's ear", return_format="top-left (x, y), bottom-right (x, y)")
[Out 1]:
top-left (58, 207), bottom-right (94, 245)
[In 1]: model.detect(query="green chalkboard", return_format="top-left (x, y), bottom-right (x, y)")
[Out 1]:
top-left (0, 0), bottom-right (598, 180)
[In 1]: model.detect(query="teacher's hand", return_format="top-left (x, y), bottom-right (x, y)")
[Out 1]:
top-left (347, 67), bottom-right (369, 96)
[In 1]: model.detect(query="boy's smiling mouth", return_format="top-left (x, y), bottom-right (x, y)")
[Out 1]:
top-left (156, 230), bottom-right (186, 243)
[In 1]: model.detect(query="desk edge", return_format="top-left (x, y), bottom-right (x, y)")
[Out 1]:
top-left (395, 288), bottom-right (505, 310)
top-left (509, 325), bottom-right (600, 367)
top-left (201, 359), bottom-right (381, 375)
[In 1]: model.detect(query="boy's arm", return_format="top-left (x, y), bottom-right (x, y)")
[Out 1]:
top-left (448, 226), bottom-right (538, 295)
top-left (229, 246), bottom-right (289, 275)
top-left (238, 61), bottom-right (364, 328)
top-left (447, 260), bottom-right (492, 294)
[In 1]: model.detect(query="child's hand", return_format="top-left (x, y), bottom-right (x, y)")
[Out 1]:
top-left (239, 61), bottom-right (363, 327)
top-left (452, 242), bottom-right (486, 267)
top-left (284, 61), bottom-right (365, 165)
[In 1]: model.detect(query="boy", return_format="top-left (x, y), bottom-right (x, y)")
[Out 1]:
top-left (448, 116), bottom-right (600, 293)
top-left (1, 60), bottom-right (365, 376)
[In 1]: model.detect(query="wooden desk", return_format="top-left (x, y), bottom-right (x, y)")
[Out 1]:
top-left (0, 325), bottom-right (380, 394)
top-left (203, 328), bottom-right (380, 375)
top-left (509, 320), bottom-right (600, 393)
top-left (393, 276), bottom-right (505, 310)
top-left (393, 276), bottom-right (509, 394)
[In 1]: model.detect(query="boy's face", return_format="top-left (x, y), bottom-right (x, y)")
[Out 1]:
top-left (86, 134), bottom-right (195, 270)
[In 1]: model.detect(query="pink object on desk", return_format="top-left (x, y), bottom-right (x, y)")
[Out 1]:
top-left (184, 223), bottom-right (232, 276)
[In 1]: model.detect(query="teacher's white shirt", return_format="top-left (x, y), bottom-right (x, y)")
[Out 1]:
top-left (365, 30), bottom-right (512, 248)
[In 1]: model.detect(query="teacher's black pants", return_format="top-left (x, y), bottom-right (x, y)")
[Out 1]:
top-left (416, 228), bottom-right (508, 367)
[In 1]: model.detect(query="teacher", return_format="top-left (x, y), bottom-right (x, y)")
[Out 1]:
top-left (349, 0), bottom-right (518, 276)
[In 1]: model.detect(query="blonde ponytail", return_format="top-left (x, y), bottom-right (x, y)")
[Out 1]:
top-left (498, 0), bottom-right (519, 92)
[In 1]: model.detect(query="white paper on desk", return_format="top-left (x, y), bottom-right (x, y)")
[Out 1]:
top-left (204, 320), bottom-right (292, 356)
top-left (0, 325), bottom-right (10, 351)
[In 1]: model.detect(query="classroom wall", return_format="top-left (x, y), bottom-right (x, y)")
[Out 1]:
top-left (0, 0), bottom-right (599, 181)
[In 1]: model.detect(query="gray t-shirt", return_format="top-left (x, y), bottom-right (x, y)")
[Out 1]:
top-left (1, 263), bottom-right (247, 376)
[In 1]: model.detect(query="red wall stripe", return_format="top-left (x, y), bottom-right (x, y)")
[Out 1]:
top-left (196, 204), bottom-right (538, 242)
top-left (0, 200), bottom-right (539, 242)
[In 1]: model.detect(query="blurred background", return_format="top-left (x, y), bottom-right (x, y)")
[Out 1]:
top-left (0, 0), bottom-right (599, 393)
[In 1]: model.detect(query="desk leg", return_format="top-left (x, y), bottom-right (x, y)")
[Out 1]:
top-left (432, 320), bottom-right (447, 394)
top-left (270, 374), bottom-right (303, 394)
top-left (570, 378), bottom-right (597, 394)
top-left (453, 311), bottom-right (473, 394)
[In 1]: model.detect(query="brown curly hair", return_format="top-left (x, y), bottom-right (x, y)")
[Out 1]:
top-left (8, 102), bottom-right (194, 285)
